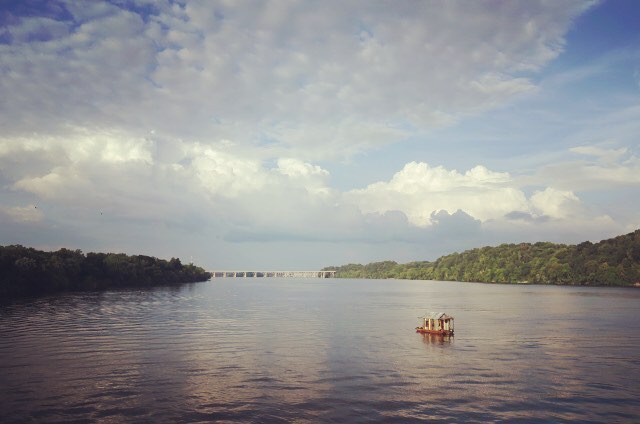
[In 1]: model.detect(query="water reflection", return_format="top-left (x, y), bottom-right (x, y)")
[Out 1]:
top-left (1, 280), bottom-right (639, 422)
top-left (420, 333), bottom-right (454, 346)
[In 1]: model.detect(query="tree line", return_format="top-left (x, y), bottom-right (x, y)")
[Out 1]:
top-left (1, 245), bottom-right (212, 299)
top-left (323, 229), bottom-right (640, 286)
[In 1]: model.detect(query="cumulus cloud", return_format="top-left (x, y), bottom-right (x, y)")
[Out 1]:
top-left (0, 127), bottom-right (632, 265)
top-left (191, 146), bottom-right (267, 197)
top-left (346, 162), bottom-right (529, 225)
top-left (341, 160), bottom-right (626, 247)
top-left (530, 187), bottom-right (582, 220)
top-left (3, 124), bottom-right (617, 251)
top-left (276, 158), bottom-right (331, 196)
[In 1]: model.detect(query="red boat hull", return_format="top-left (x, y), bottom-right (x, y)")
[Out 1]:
top-left (416, 327), bottom-right (453, 335)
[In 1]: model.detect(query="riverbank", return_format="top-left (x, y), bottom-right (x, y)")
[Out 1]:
top-left (0, 245), bottom-right (211, 300)
top-left (324, 229), bottom-right (640, 286)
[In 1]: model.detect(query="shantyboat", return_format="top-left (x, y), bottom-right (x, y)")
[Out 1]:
top-left (416, 312), bottom-right (454, 335)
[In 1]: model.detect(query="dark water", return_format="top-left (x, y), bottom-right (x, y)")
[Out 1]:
top-left (1, 279), bottom-right (639, 423)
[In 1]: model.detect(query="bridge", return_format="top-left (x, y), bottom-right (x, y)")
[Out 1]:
top-left (211, 270), bottom-right (336, 278)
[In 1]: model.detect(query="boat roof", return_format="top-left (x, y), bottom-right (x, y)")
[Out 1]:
top-left (419, 312), bottom-right (453, 320)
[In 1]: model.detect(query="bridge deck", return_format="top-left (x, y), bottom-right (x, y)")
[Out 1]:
top-left (211, 270), bottom-right (336, 278)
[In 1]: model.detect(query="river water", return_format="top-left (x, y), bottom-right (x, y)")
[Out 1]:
top-left (1, 279), bottom-right (639, 423)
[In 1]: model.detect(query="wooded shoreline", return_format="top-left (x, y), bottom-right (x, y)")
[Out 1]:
top-left (3, 229), bottom-right (639, 301)
top-left (0, 245), bottom-right (212, 300)
top-left (324, 229), bottom-right (640, 286)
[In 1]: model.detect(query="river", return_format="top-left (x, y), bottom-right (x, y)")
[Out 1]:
top-left (1, 279), bottom-right (639, 422)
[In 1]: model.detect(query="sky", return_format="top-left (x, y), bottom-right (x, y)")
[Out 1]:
top-left (1, 0), bottom-right (639, 270)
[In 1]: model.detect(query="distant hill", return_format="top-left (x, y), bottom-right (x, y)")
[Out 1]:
top-left (324, 229), bottom-right (640, 286)
top-left (0, 245), bottom-right (212, 299)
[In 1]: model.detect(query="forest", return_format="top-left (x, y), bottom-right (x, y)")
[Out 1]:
top-left (0, 245), bottom-right (212, 299)
top-left (324, 229), bottom-right (640, 286)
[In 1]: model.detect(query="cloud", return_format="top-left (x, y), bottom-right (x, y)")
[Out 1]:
top-left (1, 128), bottom-right (154, 202)
top-left (569, 145), bottom-right (628, 163)
top-left (1, 204), bottom-right (44, 223)
top-left (1, 124), bottom-right (631, 259)
top-left (346, 162), bottom-right (528, 225)
top-left (191, 146), bottom-right (267, 197)
top-left (530, 187), bottom-right (582, 220)
top-left (0, 129), bottom-right (504, 248)
top-left (340, 160), bottom-right (628, 248)
top-left (535, 144), bottom-right (640, 191)
top-left (0, 0), bottom-right (593, 158)
top-left (504, 211), bottom-right (549, 224)
top-left (5, 1), bottom-right (635, 269)
top-left (13, 167), bottom-right (89, 200)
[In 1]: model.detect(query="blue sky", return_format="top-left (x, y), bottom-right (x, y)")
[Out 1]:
top-left (1, 0), bottom-right (639, 269)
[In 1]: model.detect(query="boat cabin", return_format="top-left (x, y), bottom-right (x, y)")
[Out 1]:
top-left (416, 312), bottom-right (454, 335)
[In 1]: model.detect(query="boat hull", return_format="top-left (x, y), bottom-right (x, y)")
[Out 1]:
top-left (415, 327), bottom-right (453, 335)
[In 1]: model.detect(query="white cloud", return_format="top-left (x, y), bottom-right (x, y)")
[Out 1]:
top-left (0, 128), bottom-right (153, 186)
top-left (1, 125), bottom-right (633, 260)
top-left (191, 146), bottom-right (267, 197)
top-left (1, 127), bottom-right (634, 267)
top-left (13, 167), bottom-right (90, 200)
top-left (276, 158), bottom-right (328, 179)
top-left (535, 145), bottom-right (640, 191)
top-left (2, 204), bottom-right (44, 223)
top-left (276, 158), bottom-right (330, 196)
top-left (530, 187), bottom-right (582, 220)
top-left (569, 145), bottom-right (628, 163)
top-left (346, 162), bottom-right (528, 225)
top-left (7, 16), bottom-right (71, 43)
top-left (343, 160), bottom-right (628, 245)
top-left (0, 0), bottom-right (593, 158)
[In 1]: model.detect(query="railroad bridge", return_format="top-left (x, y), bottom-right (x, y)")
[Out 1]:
top-left (211, 270), bottom-right (336, 278)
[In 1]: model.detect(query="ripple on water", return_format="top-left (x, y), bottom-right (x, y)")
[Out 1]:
top-left (1, 280), bottom-right (640, 422)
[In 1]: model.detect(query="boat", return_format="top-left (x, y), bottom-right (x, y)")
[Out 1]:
top-left (416, 312), bottom-right (454, 335)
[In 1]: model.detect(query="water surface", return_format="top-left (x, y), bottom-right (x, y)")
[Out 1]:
top-left (1, 279), bottom-right (639, 422)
